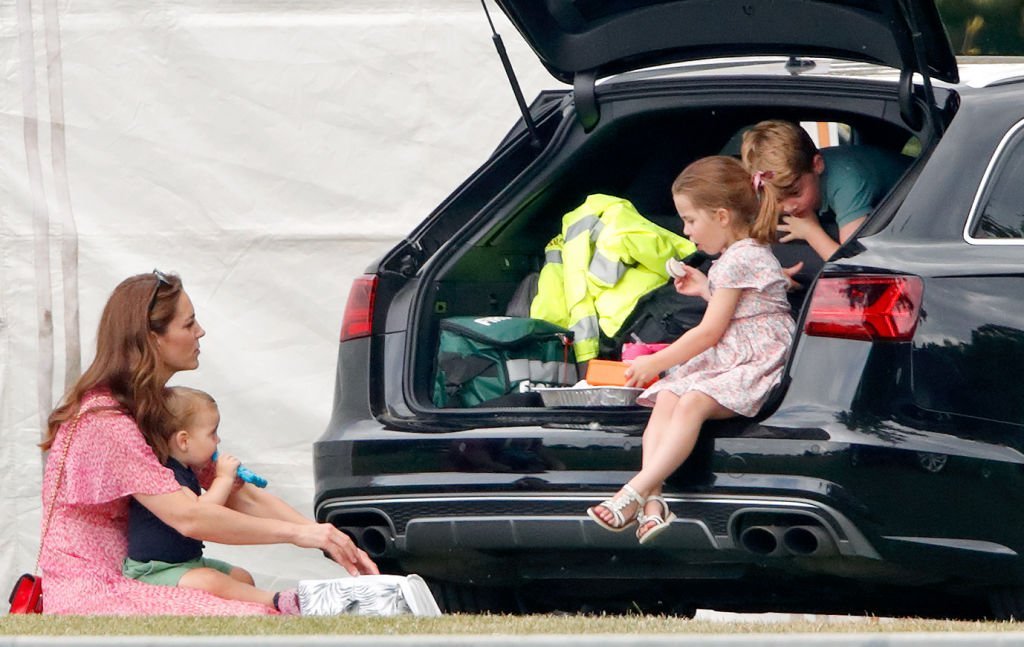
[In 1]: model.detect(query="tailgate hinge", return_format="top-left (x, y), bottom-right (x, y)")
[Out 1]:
top-left (895, 0), bottom-right (945, 137)
top-left (574, 70), bottom-right (599, 132)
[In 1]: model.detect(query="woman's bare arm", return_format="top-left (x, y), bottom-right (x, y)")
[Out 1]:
top-left (134, 488), bottom-right (378, 575)
top-left (226, 482), bottom-right (312, 525)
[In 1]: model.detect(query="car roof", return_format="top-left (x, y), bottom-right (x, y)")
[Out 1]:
top-left (599, 55), bottom-right (1024, 90)
top-left (494, 0), bottom-right (958, 84)
top-left (953, 58), bottom-right (1024, 89)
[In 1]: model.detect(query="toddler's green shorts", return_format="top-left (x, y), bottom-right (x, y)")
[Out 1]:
top-left (122, 555), bottom-right (235, 587)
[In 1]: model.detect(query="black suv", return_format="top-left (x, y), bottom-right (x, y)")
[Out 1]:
top-left (314, 0), bottom-right (1024, 618)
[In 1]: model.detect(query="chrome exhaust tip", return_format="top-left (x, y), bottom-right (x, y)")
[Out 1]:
top-left (782, 525), bottom-right (838, 557)
top-left (739, 525), bottom-right (787, 556)
top-left (359, 525), bottom-right (395, 558)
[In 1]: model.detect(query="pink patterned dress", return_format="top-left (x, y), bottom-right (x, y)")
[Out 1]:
top-left (638, 238), bottom-right (794, 416)
top-left (39, 389), bottom-right (274, 615)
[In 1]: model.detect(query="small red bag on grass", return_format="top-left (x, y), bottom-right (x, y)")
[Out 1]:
top-left (9, 573), bottom-right (42, 614)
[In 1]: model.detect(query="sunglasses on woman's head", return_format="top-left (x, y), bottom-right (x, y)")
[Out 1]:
top-left (147, 269), bottom-right (172, 315)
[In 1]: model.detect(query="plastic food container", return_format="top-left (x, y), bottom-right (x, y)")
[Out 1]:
top-left (586, 359), bottom-right (656, 388)
top-left (585, 359), bottom-right (631, 386)
top-left (534, 386), bottom-right (644, 408)
top-left (620, 342), bottom-right (671, 361)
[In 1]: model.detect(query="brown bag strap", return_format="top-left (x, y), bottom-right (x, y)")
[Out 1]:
top-left (34, 398), bottom-right (105, 573)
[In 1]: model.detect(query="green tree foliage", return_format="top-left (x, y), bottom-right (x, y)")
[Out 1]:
top-left (936, 0), bottom-right (1024, 55)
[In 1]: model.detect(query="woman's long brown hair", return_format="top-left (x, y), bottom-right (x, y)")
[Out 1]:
top-left (42, 272), bottom-right (183, 458)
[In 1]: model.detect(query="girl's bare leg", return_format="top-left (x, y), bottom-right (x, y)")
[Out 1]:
top-left (178, 567), bottom-right (275, 607)
top-left (637, 392), bottom-right (679, 524)
top-left (641, 391), bottom-right (680, 471)
top-left (590, 393), bottom-right (680, 528)
top-left (629, 391), bottom-right (733, 497)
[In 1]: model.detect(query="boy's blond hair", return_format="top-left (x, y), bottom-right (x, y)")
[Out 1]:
top-left (740, 120), bottom-right (819, 196)
top-left (150, 386), bottom-right (217, 463)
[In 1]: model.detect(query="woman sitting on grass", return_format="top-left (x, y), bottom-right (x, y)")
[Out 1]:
top-left (39, 271), bottom-right (377, 615)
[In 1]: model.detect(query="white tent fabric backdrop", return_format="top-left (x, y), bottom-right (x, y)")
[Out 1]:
top-left (0, 0), bottom-right (550, 598)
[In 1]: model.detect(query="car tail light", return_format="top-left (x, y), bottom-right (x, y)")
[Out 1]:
top-left (804, 275), bottom-right (923, 342)
top-left (340, 275), bottom-right (377, 341)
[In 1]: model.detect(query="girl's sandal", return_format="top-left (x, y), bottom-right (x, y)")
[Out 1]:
top-left (587, 484), bottom-right (646, 532)
top-left (637, 495), bottom-right (678, 545)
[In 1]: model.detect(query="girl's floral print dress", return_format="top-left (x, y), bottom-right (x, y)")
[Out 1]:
top-left (638, 238), bottom-right (795, 416)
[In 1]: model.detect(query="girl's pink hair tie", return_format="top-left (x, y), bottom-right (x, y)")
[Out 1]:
top-left (752, 170), bottom-right (774, 192)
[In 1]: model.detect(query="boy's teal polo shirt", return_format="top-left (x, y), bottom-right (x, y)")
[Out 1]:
top-left (819, 146), bottom-right (913, 228)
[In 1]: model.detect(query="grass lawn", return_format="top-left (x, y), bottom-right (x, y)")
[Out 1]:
top-left (1, 615), bottom-right (1022, 636)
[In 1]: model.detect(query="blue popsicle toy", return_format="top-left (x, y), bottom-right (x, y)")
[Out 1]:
top-left (211, 450), bottom-right (268, 488)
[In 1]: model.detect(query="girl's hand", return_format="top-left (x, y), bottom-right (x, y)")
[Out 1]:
top-left (295, 522), bottom-right (380, 576)
top-left (215, 453), bottom-right (241, 480)
top-left (778, 211), bottom-right (824, 243)
top-left (675, 264), bottom-right (710, 300)
top-left (624, 355), bottom-right (660, 388)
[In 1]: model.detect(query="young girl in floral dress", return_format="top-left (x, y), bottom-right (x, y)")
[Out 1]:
top-left (587, 156), bottom-right (795, 545)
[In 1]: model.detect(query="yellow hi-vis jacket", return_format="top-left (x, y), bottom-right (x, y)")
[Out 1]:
top-left (530, 194), bottom-right (697, 362)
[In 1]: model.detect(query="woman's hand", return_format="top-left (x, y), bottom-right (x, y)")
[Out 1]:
top-left (214, 453), bottom-right (241, 480)
top-left (624, 354), bottom-right (661, 388)
top-left (294, 523), bottom-right (380, 576)
top-left (221, 483), bottom-right (378, 574)
top-left (674, 265), bottom-right (710, 300)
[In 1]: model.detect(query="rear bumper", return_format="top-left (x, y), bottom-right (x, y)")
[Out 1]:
top-left (315, 414), bottom-right (1024, 591)
top-left (320, 491), bottom-right (879, 561)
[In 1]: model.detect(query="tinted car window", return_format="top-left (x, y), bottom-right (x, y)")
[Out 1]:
top-left (970, 122), bottom-right (1024, 240)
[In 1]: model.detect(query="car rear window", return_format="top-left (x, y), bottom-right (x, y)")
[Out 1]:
top-left (968, 121), bottom-right (1024, 240)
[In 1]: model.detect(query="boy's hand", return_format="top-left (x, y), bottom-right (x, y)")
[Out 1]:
top-left (782, 261), bottom-right (805, 291)
top-left (778, 211), bottom-right (824, 243)
top-left (215, 453), bottom-right (241, 480)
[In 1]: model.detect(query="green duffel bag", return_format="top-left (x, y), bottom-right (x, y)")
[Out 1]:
top-left (432, 316), bottom-right (577, 408)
